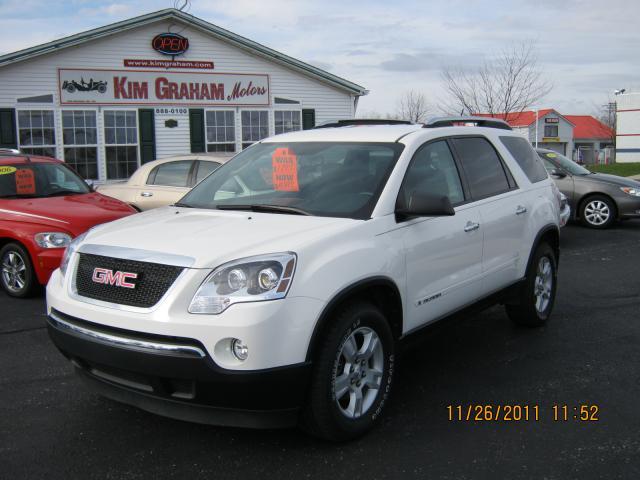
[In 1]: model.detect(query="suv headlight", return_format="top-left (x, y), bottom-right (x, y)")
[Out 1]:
top-left (620, 187), bottom-right (640, 197)
top-left (34, 232), bottom-right (72, 249)
top-left (189, 253), bottom-right (296, 314)
top-left (60, 232), bottom-right (88, 277)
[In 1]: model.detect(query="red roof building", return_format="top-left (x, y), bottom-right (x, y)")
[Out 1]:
top-left (564, 115), bottom-right (613, 141)
top-left (476, 110), bottom-right (614, 164)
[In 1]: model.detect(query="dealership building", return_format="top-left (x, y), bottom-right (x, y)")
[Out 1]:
top-left (0, 8), bottom-right (366, 181)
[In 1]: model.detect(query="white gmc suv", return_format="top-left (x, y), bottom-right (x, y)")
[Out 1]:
top-left (46, 117), bottom-right (563, 441)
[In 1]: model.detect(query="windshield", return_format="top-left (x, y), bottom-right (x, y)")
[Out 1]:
top-left (0, 162), bottom-right (90, 199)
top-left (178, 142), bottom-right (404, 219)
top-left (537, 151), bottom-right (591, 176)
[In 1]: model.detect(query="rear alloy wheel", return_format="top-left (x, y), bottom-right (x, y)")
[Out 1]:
top-left (506, 243), bottom-right (557, 327)
top-left (581, 195), bottom-right (616, 229)
top-left (0, 243), bottom-right (37, 298)
top-left (302, 301), bottom-right (395, 441)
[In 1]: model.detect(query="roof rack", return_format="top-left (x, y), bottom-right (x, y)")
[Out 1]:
top-left (423, 116), bottom-right (512, 131)
top-left (314, 119), bottom-right (414, 129)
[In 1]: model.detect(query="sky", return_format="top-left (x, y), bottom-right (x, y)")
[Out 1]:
top-left (0, 0), bottom-right (638, 117)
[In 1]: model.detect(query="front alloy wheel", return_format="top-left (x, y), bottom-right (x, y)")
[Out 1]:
top-left (334, 326), bottom-right (385, 419)
top-left (0, 243), bottom-right (36, 297)
top-left (302, 301), bottom-right (395, 441)
top-left (581, 196), bottom-right (615, 229)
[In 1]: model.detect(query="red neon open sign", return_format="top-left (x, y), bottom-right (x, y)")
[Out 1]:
top-left (152, 33), bottom-right (190, 56)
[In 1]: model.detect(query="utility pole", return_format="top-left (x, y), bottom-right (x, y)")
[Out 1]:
top-left (534, 108), bottom-right (539, 148)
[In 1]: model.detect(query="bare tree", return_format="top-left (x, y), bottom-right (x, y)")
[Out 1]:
top-left (441, 42), bottom-right (552, 119)
top-left (396, 90), bottom-right (430, 123)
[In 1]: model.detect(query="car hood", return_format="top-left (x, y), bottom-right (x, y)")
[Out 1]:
top-left (82, 206), bottom-right (354, 268)
top-left (0, 193), bottom-right (135, 235)
top-left (96, 181), bottom-right (129, 192)
top-left (579, 173), bottom-right (640, 188)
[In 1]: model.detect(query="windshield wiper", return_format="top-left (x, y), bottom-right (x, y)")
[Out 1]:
top-left (173, 202), bottom-right (194, 208)
top-left (216, 204), bottom-right (311, 216)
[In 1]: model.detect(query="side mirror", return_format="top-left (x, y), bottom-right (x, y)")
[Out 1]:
top-left (551, 169), bottom-right (567, 179)
top-left (396, 193), bottom-right (455, 219)
top-left (84, 179), bottom-right (96, 191)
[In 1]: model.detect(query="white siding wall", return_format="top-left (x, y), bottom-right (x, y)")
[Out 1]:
top-left (154, 111), bottom-right (190, 158)
top-left (616, 93), bottom-right (640, 163)
top-left (0, 19), bottom-right (357, 178)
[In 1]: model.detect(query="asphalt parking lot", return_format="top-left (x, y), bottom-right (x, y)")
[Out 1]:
top-left (1, 222), bottom-right (639, 480)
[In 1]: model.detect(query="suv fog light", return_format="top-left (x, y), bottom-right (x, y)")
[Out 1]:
top-left (232, 339), bottom-right (249, 361)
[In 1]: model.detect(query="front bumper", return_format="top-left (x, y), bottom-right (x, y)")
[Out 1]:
top-left (34, 248), bottom-right (64, 285)
top-left (47, 309), bottom-right (311, 428)
top-left (616, 195), bottom-right (640, 218)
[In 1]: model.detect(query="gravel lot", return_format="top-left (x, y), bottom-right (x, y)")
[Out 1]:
top-left (2, 222), bottom-right (639, 479)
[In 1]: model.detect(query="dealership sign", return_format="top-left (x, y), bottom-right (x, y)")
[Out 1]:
top-left (58, 68), bottom-right (270, 106)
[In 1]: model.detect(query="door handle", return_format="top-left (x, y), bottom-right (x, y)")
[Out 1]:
top-left (516, 205), bottom-right (527, 215)
top-left (141, 192), bottom-right (153, 197)
top-left (464, 221), bottom-right (480, 232)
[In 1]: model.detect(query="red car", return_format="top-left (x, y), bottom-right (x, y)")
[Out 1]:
top-left (0, 153), bottom-right (136, 297)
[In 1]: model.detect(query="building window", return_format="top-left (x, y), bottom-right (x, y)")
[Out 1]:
top-left (18, 110), bottom-right (56, 157)
top-left (205, 110), bottom-right (236, 153)
top-left (62, 110), bottom-right (98, 179)
top-left (104, 110), bottom-right (138, 179)
top-left (241, 110), bottom-right (269, 149)
top-left (544, 125), bottom-right (558, 137)
top-left (274, 110), bottom-right (301, 135)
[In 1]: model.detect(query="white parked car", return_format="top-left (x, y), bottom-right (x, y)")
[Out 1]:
top-left (96, 154), bottom-right (231, 210)
top-left (46, 117), bottom-right (562, 441)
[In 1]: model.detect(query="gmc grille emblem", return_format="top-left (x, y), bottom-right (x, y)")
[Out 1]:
top-left (92, 267), bottom-right (138, 289)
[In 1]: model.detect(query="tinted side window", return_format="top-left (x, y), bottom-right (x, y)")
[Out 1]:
top-left (452, 137), bottom-right (511, 199)
top-left (195, 161), bottom-right (221, 184)
top-left (500, 136), bottom-right (548, 183)
top-left (148, 161), bottom-right (192, 187)
top-left (400, 140), bottom-right (465, 207)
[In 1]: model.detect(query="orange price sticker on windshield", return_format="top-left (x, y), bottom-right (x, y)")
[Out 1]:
top-left (15, 168), bottom-right (36, 195)
top-left (272, 147), bottom-right (299, 192)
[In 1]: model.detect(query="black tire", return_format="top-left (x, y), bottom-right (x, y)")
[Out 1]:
top-left (579, 195), bottom-right (616, 229)
top-left (302, 301), bottom-right (395, 441)
top-left (0, 242), bottom-right (37, 298)
top-left (505, 243), bottom-right (557, 327)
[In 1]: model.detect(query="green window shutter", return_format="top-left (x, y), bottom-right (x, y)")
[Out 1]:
top-left (138, 109), bottom-right (156, 164)
top-left (302, 109), bottom-right (316, 130)
top-left (189, 109), bottom-right (205, 153)
top-left (0, 109), bottom-right (17, 149)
